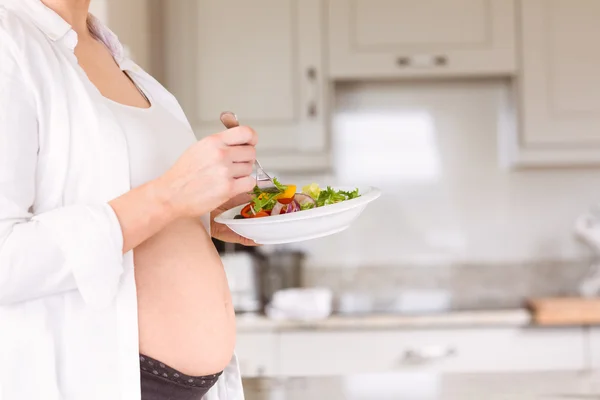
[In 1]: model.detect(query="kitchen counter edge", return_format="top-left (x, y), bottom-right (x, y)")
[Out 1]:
top-left (236, 309), bottom-right (532, 332)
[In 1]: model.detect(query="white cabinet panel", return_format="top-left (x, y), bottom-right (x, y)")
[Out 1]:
top-left (236, 332), bottom-right (279, 377)
top-left (354, 0), bottom-right (488, 48)
top-left (195, 1), bottom-right (296, 123)
top-left (506, 0), bottom-right (600, 167)
top-left (89, 0), bottom-right (108, 23)
top-left (164, 0), bottom-right (328, 169)
top-left (328, 0), bottom-right (517, 79)
top-left (279, 328), bottom-right (585, 377)
top-left (95, 0), bottom-right (151, 70)
top-left (521, 0), bottom-right (600, 146)
top-left (588, 327), bottom-right (600, 370)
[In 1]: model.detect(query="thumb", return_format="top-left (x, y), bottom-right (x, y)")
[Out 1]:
top-left (240, 236), bottom-right (260, 247)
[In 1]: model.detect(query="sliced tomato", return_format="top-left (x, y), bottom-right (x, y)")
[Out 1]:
top-left (241, 204), bottom-right (253, 218)
top-left (253, 211), bottom-right (270, 218)
top-left (277, 197), bottom-right (294, 205)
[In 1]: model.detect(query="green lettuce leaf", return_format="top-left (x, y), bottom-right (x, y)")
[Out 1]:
top-left (316, 186), bottom-right (360, 207)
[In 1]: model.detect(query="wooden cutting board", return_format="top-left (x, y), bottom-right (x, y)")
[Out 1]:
top-left (528, 297), bottom-right (600, 326)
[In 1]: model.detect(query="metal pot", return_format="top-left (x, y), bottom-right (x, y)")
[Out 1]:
top-left (260, 251), bottom-right (305, 307)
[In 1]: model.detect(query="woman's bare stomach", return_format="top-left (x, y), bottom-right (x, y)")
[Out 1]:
top-left (134, 217), bottom-right (235, 376)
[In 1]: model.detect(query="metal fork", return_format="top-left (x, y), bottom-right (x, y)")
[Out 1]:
top-left (219, 111), bottom-right (279, 193)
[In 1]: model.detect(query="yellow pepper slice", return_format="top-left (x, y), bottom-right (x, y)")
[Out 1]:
top-left (277, 184), bottom-right (297, 199)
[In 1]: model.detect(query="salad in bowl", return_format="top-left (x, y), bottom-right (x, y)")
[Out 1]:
top-left (214, 178), bottom-right (380, 244)
top-left (234, 178), bottom-right (361, 219)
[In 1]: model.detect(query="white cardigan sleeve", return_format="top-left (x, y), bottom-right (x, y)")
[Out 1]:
top-left (0, 37), bottom-right (125, 308)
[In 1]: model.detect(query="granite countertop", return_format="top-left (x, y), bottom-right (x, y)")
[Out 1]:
top-left (243, 371), bottom-right (600, 400)
top-left (236, 309), bottom-right (532, 332)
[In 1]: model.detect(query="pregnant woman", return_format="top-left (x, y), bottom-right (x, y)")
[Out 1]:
top-left (0, 0), bottom-right (254, 399)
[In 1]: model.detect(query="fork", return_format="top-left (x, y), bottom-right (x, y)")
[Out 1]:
top-left (219, 111), bottom-right (279, 193)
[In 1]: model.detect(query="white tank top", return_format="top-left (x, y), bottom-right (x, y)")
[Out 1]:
top-left (103, 77), bottom-right (197, 189)
top-left (103, 75), bottom-right (210, 232)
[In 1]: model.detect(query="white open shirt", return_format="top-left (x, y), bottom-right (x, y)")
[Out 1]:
top-left (0, 0), bottom-right (243, 399)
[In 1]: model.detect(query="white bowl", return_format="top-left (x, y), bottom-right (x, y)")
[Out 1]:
top-left (214, 186), bottom-right (381, 244)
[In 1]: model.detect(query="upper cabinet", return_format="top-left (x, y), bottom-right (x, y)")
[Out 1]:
top-left (89, 0), bottom-right (108, 23)
top-left (164, 0), bottom-right (329, 171)
top-left (328, 0), bottom-right (517, 79)
top-left (92, 0), bottom-right (151, 71)
top-left (505, 0), bottom-right (600, 167)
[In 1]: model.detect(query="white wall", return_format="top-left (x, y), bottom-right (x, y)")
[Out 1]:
top-left (277, 79), bottom-right (600, 268)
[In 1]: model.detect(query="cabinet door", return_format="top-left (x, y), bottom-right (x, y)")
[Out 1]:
top-left (164, 0), bottom-right (328, 170)
top-left (279, 328), bottom-right (585, 377)
top-left (94, 1), bottom-right (151, 70)
top-left (104, 0), bottom-right (151, 70)
top-left (89, 0), bottom-right (108, 23)
top-left (509, 0), bottom-right (600, 167)
top-left (328, 0), bottom-right (516, 79)
top-left (588, 327), bottom-right (600, 370)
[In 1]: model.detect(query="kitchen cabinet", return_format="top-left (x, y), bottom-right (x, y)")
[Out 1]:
top-left (89, 0), bottom-right (108, 23)
top-left (236, 332), bottom-right (279, 377)
top-left (588, 327), bottom-right (600, 370)
top-left (163, 0), bottom-right (329, 171)
top-left (90, 0), bottom-right (151, 71)
top-left (106, 0), bottom-right (151, 70)
top-left (504, 0), bottom-right (600, 167)
top-left (327, 0), bottom-right (517, 79)
top-left (278, 328), bottom-right (586, 377)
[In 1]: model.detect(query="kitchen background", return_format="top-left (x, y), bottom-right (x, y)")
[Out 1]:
top-left (93, 0), bottom-right (600, 398)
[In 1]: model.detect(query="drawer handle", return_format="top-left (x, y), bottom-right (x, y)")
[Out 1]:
top-left (396, 56), bottom-right (411, 67)
top-left (396, 55), bottom-right (449, 68)
top-left (402, 346), bottom-right (457, 364)
top-left (434, 55), bottom-right (448, 66)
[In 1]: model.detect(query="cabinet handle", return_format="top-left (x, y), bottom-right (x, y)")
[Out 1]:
top-left (434, 55), bottom-right (448, 66)
top-left (306, 67), bottom-right (318, 118)
top-left (396, 55), bottom-right (449, 68)
top-left (402, 346), bottom-right (456, 365)
top-left (396, 56), bottom-right (411, 67)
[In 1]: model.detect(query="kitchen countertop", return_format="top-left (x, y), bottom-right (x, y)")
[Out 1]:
top-left (236, 309), bottom-right (532, 332)
top-left (242, 371), bottom-right (600, 400)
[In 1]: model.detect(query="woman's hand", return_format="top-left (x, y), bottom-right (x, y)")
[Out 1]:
top-left (211, 193), bottom-right (258, 246)
top-left (110, 126), bottom-right (257, 253)
top-left (157, 126), bottom-right (258, 219)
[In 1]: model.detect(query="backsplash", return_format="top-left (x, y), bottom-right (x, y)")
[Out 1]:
top-left (302, 261), bottom-right (592, 312)
top-left (274, 79), bottom-right (600, 268)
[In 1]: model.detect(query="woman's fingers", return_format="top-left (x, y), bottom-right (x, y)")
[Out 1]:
top-left (227, 145), bottom-right (256, 163)
top-left (229, 162), bottom-right (254, 178)
top-left (232, 175), bottom-right (256, 194)
top-left (214, 126), bottom-right (258, 192)
top-left (219, 126), bottom-right (258, 146)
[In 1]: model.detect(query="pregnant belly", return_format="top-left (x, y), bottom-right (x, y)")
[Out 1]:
top-left (134, 217), bottom-right (235, 376)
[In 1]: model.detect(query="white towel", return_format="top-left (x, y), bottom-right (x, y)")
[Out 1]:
top-left (265, 288), bottom-right (333, 321)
